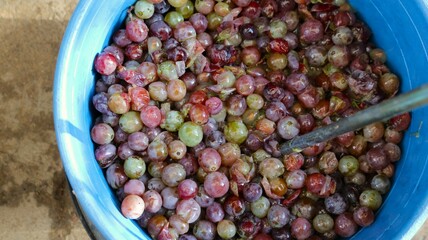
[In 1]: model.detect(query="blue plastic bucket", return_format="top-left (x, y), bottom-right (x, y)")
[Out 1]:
top-left (53, 1), bottom-right (428, 239)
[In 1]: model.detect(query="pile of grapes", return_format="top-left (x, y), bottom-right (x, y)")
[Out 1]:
top-left (90, 0), bottom-right (411, 239)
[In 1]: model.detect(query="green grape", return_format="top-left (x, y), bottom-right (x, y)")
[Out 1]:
top-left (134, 0), bottom-right (155, 19)
top-left (251, 196), bottom-right (270, 218)
top-left (211, 108), bottom-right (227, 122)
top-left (168, 0), bottom-right (188, 8)
top-left (242, 109), bottom-right (263, 128)
top-left (359, 189), bottom-right (382, 210)
top-left (269, 19), bottom-right (287, 39)
top-left (119, 111), bottom-right (143, 133)
top-left (161, 110), bottom-right (184, 132)
top-left (259, 158), bottom-right (285, 179)
top-left (176, 0), bottom-right (194, 19)
top-left (217, 220), bottom-right (237, 239)
top-left (124, 156), bottom-right (146, 179)
top-left (207, 12), bottom-right (222, 30)
top-left (157, 60), bottom-right (178, 81)
top-left (224, 121), bottom-right (248, 145)
top-left (338, 155), bottom-right (359, 176)
top-left (246, 94), bottom-right (264, 110)
top-left (165, 11), bottom-right (184, 28)
top-left (313, 214), bottom-right (334, 233)
top-left (178, 121), bottom-right (203, 147)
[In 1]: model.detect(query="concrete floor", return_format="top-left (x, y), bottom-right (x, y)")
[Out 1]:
top-left (0, 0), bottom-right (426, 239)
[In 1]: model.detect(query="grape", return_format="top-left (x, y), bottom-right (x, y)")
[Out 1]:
top-left (242, 183), bottom-right (262, 202)
top-left (338, 155), bottom-right (359, 176)
top-left (334, 213), bottom-right (358, 237)
top-left (188, 104), bottom-right (209, 125)
top-left (318, 151), bottom-right (339, 174)
top-left (179, 121), bottom-right (203, 147)
top-left (267, 205), bottom-right (290, 228)
top-left (147, 215), bottom-right (168, 238)
top-left (124, 179), bottom-right (146, 196)
top-left (127, 132), bottom-right (149, 151)
top-left (176, 198), bottom-right (201, 223)
top-left (259, 158), bottom-right (284, 179)
top-left (286, 73), bottom-right (309, 95)
top-left (104, 45), bottom-right (124, 65)
top-left (142, 190), bottom-right (163, 213)
top-left (169, 214), bottom-right (189, 235)
top-left (176, 0), bottom-right (194, 19)
top-left (235, 74), bottom-right (256, 96)
top-left (226, 94), bottom-right (247, 117)
top-left (179, 235), bottom-right (197, 240)
top-left (135, 0), bottom-right (155, 19)
top-left (197, 147), bottom-right (221, 172)
top-left (189, 13), bottom-right (208, 34)
top-left (161, 163), bottom-right (186, 187)
top-left (165, 11), bottom-right (184, 28)
top-left (371, 174), bottom-right (391, 194)
top-left (324, 193), bottom-right (348, 215)
top-left (125, 43), bottom-right (143, 60)
top-left (121, 194), bottom-right (145, 219)
top-left (148, 82), bottom-right (167, 102)
top-left (106, 163), bottom-right (128, 189)
top-left (204, 171), bottom-right (229, 198)
top-left (218, 142), bottom-right (241, 167)
top-left (119, 111), bottom-right (143, 133)
top-left (167, 140), bottom-right (186, 160)
top-left (251, 196), bottom-right (270, 218)
top-left (359, 189), bottom-right (382, 210)
top-left (95, 52), bottom-right (118, 76)
top-left (332, 26), bottom-right (354, 46)
top-left (161, 187), bottom-right (179, 209)
top-left (91, 123), bottom-right (114, 145)
top-left (167, 79), bottom-right (187, 102)
top-left (305, 173), bottom-right (326, 194)
top-left (224, 195), bottom-right (246, 217)
top-left (299, 19), bottom-right (324, 44)
top-left (124, 156), bottom-right (146, 179)
top-left (149, 20), bottom-right (172, 41)
top-left (147, 141), bottom-right (167, 163)
top-left (305, 45), bottom-right (327, 67)
top-left (108, 93), bottom-right (131, 114)
top-left (256, 118), bottom-right (276, 135)
top-left (313, 214), bottom-right (334, 233)
top-left (177, 179), bottom-right (198, 200)
top-left (154, 1), bottom-right (171, 14)
top-left (291, 218), bottom-right (313, 240)
top-left (140, 107), bottom-right (161, 130)
top-left (205, 202), bottom-right (224, 223)
top-left (193, 220), bottom-right (216, 240)
top-left (126, 16), bottom-right (149, 42)
top-left (174, 22), bottom-right (197, 42)
top-left (353, 206), bottom-right (375, 227)
top-left (129, 87), bottom-right (150, 111)
top-left (113, 29), bottom-right (132, 47)
top-left (363, 123), bottom-right (384, 144)
top-left (147, 177), bottom-right (166, 192)
top-left (366, 147), bottom-right (389, 170)
top-left (205, 97), bottom-right (223, 115)
top-left (285, 170), bottom-right (306, 189)
top-left (95, 144), bottom-right (116, 168)
top-left (93, 92), bottom-right (110, 114)
top-left (224, 121), bottom-right (248, 145)
top-left (270, 228), bottom-right (291, 240)
top-left (162, 110), bottom-right (184, 132)
top-left (277, 116), bottom-right (300, 140)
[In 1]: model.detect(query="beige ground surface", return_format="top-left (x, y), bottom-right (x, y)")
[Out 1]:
top-left (0, 0), bottom-right (427, 239)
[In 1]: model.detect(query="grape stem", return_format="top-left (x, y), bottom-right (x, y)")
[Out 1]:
top-left (280, 83), bottom-right (428, 155)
